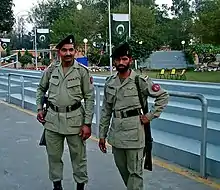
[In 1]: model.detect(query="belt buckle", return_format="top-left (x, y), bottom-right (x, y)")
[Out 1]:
top-left (114, 111), bottom-right (121, 118)
top-left (67, 105), bottom-right (72, 112)
top-left (122, 111), bottom-right (127, 118)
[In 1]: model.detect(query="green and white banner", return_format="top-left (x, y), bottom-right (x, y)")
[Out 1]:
top-left (0, 38), bottom-right (10, 50)
top-left (111, 13), bottom-right (129, 44)
top-left (36, 28), bottom-right (50, 49)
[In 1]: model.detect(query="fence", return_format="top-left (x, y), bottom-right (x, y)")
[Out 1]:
top-left (7, 73), bottom-right (208, 178)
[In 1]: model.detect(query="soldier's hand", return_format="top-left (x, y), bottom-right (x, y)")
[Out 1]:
top-left (37, 110), bottom-right (46, 124)
top-left (79, 125), bottom-right (91, 141)
top-left (140, 115), bottom-right (150, 125)
top-left (99, 138), bottom-right (107, 153)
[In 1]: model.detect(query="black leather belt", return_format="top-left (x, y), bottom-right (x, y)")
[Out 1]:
top-left (114, 108), bottom-right (141, 118)
top-left (49, 101), bottom-right (81, 113)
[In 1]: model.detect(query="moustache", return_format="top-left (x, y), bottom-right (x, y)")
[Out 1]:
top-left (117, 64), bottom-right (126, 67)
top-left (64, 55), bottom-right (72, 58)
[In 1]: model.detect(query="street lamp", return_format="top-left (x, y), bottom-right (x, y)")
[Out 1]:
top-left (139, 41), bottom-right (143, 45)
top-left (76, 3), bottom-right (82, 10)
top-left (181, 40), bottom-right (185, 50)
top-left (83, 38), bottom-right (88, 56)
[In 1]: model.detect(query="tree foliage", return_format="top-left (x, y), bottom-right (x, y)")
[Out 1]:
top-left (20, 0), bottom-right (220, 65)
top-left (193, 0), bottom-right (220, 45)
top-left (0, 0), bottom-right (15, 34)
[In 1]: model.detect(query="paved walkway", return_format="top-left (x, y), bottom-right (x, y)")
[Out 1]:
top-left (0, 102), bottom-right (219, 190)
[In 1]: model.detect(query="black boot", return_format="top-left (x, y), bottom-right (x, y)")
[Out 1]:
top-left (53, 180), bottom-right (63, 190)
top-left (77, 183), bottom-right (85, 190)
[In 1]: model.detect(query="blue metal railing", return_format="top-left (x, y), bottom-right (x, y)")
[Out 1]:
top-left (7, 73), bottom-right (208, 178)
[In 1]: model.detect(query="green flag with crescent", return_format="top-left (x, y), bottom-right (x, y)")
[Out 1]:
top-left (111, 13), bottom-right (129, 45)
top-left (0, 38), bottom-right (10, 50)
top-left (36, 28), bottom-right (50, 49)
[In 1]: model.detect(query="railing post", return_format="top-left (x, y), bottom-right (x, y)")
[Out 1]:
top-left (20, 76), bottom-right (25, 108)
top-left (169, 91), bottom-right (208, 178)
top-left (7, 74), bottom-right (11, 103)
top-left (95, 85), bottom-right (101, 138)
top-left (199, 95), bottom-right (208, 178)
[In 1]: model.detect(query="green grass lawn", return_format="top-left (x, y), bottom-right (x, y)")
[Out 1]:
top-left (91, 70), bottom-right (220, 83)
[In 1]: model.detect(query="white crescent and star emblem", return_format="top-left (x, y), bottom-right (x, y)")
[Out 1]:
top-left (116, 24), bottom-right (125, 35)
top-left (39, 35), bottom-right (46, 42)
top-left (2, 43), bottom-right (7, 49)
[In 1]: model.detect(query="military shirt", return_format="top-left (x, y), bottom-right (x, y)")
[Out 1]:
top-left (99, 70), bottom-right (169, 149)
top-left (36, 60), bottom-right (95, 134)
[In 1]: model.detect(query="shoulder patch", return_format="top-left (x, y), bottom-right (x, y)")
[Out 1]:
top-left (152, 84), bottom-right (160, 92)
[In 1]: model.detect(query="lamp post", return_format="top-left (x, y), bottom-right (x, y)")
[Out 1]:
top-left (181, 40), bottom-right (185, 50)
top-left (83, 38), bottom-right (88, 56)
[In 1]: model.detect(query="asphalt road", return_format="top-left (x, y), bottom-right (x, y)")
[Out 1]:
top-left (0, 102), bottom-right (216, 190)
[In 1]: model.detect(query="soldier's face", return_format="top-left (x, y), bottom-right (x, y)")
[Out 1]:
top-left (59, 44), bottom-right (75, 63)
top-left (114, 56), bottom-right (132, 73)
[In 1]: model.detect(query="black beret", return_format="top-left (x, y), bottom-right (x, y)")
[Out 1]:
top-left (111, 42), bottom-right (132, 59)
top-left (55, 35), bottom-right (75, 49)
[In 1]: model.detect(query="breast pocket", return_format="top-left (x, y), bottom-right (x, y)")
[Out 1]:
top-left (124, 86), bottom-right (138, 97)
top-left (123, 86), bottom-right (139, 106)
top-left (67, 79), bottom-right (82, 95)
top-left (49, 78), bottom-right (60, 93)
top-left (106, 87), bottom-right (116, 103)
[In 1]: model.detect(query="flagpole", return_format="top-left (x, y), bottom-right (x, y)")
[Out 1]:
top-left (108, 0), bottom-right (113, 75)
top-left (34, 27), bottom-right (38, 70)
top-left (128, 0), bottom-right (131, 38)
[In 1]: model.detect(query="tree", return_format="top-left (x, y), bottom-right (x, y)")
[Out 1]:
top-left (193, 0), bottom-right (220, 45)
top-left (19, 54), bottom-right (32, 68)
top-left (50, 6), bottom-right (102, 44)
top-left (28, 0), bottom-right (78, 28)
top-left (0, 0), bottom-right (15, 34)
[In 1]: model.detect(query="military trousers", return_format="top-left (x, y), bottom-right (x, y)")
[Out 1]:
top-left (45, 129), bottom-right (88, 183)
top-left (112, 147), bottom-right (144, 190)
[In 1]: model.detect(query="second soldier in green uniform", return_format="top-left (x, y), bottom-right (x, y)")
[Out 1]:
top-left (98, 42), bottom-right (169, 190)
top-left (36, 35), bottom-right (94, 190)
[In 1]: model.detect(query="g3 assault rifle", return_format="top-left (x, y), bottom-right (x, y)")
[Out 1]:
top-left (135, 75), bottom-right (153, 171)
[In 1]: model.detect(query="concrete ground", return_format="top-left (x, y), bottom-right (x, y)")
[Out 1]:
top-left (0, 101), bottom-right (219, 190)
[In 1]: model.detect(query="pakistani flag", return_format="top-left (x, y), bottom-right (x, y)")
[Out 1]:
top-left (0, 38), bottom-right (10, 50)
top-left (111, 13), bottom-right (129, 44)
top-left (36, 28), bottom-right (50, 49)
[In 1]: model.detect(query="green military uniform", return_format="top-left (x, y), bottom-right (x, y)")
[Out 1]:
top-left (99, 43), bottom-right (169, 190)
top-left (36, 35), bottom-right (94, 186)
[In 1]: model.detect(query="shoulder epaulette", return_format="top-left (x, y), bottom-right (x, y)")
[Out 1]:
top-left (139, 74), bottom-right (149, 81)
top-left (106, 74), bottom-right (114, 82)
top-left (77, 62), bottom-right (89, 71)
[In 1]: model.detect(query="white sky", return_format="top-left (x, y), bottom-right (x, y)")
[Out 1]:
top-left (13, 0), bottom-right (173, 31)
top-left (13, 0), bottom-right (173, 15)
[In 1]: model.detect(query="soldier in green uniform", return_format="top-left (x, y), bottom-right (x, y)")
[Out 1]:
top-left (98, 42), bottom-right (169, 190)
top-left (36, 35), bottom-right (94, 190)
